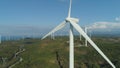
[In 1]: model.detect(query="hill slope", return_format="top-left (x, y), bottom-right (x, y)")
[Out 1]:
top-left (0, 37), bottom-right (120, 68)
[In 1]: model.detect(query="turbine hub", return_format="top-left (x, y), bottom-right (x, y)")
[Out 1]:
top-left (66, 17), bottom-right (79, 23)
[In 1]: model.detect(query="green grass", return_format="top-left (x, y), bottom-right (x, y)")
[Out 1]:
top-left (0, 37), bottom-right (120, 68)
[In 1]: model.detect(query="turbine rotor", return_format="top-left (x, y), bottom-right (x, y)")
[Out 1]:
top-left (66, 17), bottom-right (79, 23)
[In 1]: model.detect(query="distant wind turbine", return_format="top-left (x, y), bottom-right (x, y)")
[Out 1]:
top-left (85, 27), bottom-right (88, 47)
top-left (89, 29), bottom-right (92, 38)
top-left (41, 0), bottom-right (116, 68)
top-left (51, 32), bottom-right (55, 40)
top-left (0, 35), bottom-right (1, 44)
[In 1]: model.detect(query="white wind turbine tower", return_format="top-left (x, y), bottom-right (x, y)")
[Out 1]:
top-left (0, 35), bottom-right (1, 44)
top-left (51, 32), bottom-right (55, 40)
top-left (41, 0), bottom-right (116, 68)
top-left (85, 26), bottom-right (88, 47)
top-left (89, 29), bottom-right (92, 38)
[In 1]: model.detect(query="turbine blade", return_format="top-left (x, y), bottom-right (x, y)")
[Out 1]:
top-left (68, 0), bottom-right (72, 18)
top-left (69, 20), bottom-right (116, 68)
top-left (41, 21), bottom-right (66, 40)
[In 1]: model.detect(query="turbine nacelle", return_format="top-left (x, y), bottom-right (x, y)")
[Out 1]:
top-left (66, 17), bottom-right (79, 23)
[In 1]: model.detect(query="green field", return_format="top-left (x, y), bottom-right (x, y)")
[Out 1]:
top-left (0, 36), bottom-right (120, 68)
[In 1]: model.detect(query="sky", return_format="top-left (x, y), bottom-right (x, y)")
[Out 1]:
top-left (0, 0), bottom-right (120, 36)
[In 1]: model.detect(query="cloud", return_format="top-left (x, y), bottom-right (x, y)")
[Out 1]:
top-left (87, 21), bottom-right (120, 30)
top-left (88, 17), bottom-right (120, 30)
top-left (115, 17), bottom-right (120, 21)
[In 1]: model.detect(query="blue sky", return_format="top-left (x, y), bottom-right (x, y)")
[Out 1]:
top-left (0, 0), bottom-right (120, 36)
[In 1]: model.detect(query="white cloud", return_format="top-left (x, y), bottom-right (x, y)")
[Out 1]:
top-left (87, 21), bottom-right (120, 30)
top-left (87, 17), bottom-right (120, 31)
top-left (115, 17), bottom-right (120, 21)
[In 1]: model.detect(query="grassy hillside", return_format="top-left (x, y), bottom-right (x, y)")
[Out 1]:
top-left (0, 36), bottom-right (120, 68)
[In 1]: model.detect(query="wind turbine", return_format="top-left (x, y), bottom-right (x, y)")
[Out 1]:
top-left (41, 0), bottom-right (116, 68)
top-left (89, 29), bottom-right (92, 38)
top-left (52, 32), bottom-right (55, 40)
top-left (79, 33), bottom-right (82, 41)
top-left (0, 35), bottom-right (1, 44)
top-left (85, 26), bottom-right (88, 47)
